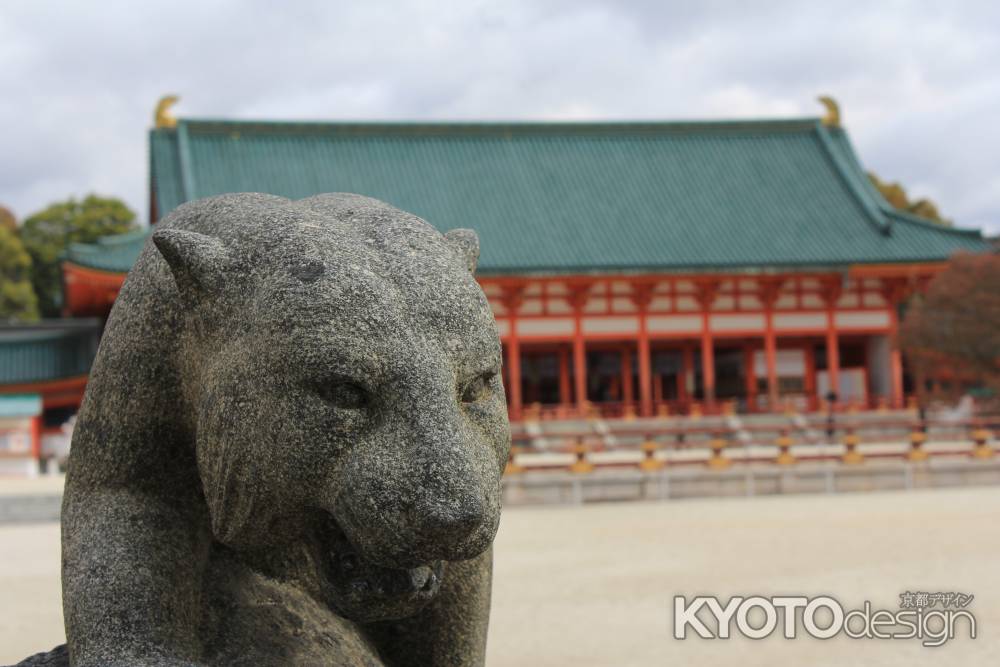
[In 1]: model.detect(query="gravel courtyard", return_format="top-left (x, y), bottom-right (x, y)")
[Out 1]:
top-left (2, 485), bottom-right (998, 666)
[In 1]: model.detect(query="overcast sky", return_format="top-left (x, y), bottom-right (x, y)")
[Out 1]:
top-left (1, 0), bottom-right (997, 233)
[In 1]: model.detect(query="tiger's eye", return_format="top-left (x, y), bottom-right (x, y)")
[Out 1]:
top-left (461, 372), bottom-right (495, 403)
top-left (317, 381), bottom-right (368, 410)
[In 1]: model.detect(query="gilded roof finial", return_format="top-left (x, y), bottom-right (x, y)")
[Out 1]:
top-left (817, 95), bottom-right (840, 128)
top-left (154, 95), bottom-right (180, 129)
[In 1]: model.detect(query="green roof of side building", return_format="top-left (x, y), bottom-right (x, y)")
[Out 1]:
top-left (117, 117), bottom-right (979, 275)
top-left (64, 228), bottom-right (151, 273)
top-left (0, 394), bottom-right (43, 418)
top-left (0, 320), bottom-right (102, 386)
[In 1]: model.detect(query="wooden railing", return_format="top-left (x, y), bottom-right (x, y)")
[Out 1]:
top-left (504, 415), bottom-right (1000, 474)
top-left (514, 395), bottom-right (910, 421)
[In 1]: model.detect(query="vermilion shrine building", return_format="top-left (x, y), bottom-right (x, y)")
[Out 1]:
top-left (33, 109), bottom-right (992, 422)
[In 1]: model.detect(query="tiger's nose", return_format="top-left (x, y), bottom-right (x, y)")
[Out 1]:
top-left (410, 492), bottom-right (486, 545)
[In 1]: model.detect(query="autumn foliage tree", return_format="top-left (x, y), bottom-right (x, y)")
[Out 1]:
top-left (0, 205), bottom-right (16, 231)
top-left (868, 172), bottom-right (951, 225)
top-left (899, 252), bottom-right (1000, 397)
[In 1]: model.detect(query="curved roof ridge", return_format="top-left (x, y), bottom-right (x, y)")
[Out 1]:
top-left (813, 122), bottom-right (890, 234)
top-left (825, 126), bottom-right (984, 239)
top-left (887, 208), bottom-right (984, 238)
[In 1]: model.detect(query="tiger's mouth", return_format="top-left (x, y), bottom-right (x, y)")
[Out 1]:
top-left (319, 517), bottom-right (445, 623)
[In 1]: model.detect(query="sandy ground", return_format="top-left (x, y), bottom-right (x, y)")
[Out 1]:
top-left (2, 486), bottom-right (999, 665)
top-left (0, 477), bottom-right (65, 497)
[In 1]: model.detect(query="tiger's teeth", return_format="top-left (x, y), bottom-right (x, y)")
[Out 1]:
top-left (339, 553), bottom-right (358, 572)
top-left (409, 566), bottom-right (431, 590)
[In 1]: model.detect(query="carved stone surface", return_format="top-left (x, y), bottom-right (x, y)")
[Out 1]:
top-left (15, 193), bottom-right (509, 666)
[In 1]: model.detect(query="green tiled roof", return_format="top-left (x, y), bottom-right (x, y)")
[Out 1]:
top-left (0, 321), bottom-right (102, 385)
top-left (144, 117), bottom-right (988, 274)
top-left (64, 229), bottom-right (150, 273)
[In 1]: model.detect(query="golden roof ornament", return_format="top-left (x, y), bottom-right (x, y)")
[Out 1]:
top-left (817, 95), bottom-right (840, 128)
top-left (154, 95), bottom-right (180, 129)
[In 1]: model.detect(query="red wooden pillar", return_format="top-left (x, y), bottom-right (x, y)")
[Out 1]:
top-left (700, 319), bottom-right (715, 403)
top-left (758, 278), bottom-right (784, 411)
top-left (30, 415), bottom-right (42, 464)
top-left (573, 330), bottom-right (587, 412)
top-left (825, 320), bottom-right (840, 399)
top-left (863, 337), bottom-right (872, 405)
top-left (820, 277), bottom-right (843, 404)
top-left (558, 346), bottom-right (571, 407)
top-left (744, 344), bottom-right (757, 409)
top-left (502, 285), bottom-right (525, 420)
top-left (631, 282), bottom-right (655, 417)
top-left (881, 278), bottom-right (910, 409)
top-left (506, 322), bottom-right (522, 420)
top-left (890, 346), bottom-right (904, 409)
top-left (764, 326), bottom-right (778, 410)
top-left (637, 335), bottom-right (651, 416)
top-left (569, 283), bottom-right (593, 414)
top-left (694, 280), bottom-right (719, 404)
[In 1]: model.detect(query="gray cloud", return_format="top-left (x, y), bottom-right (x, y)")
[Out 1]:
top-left (1, 0), bottom-right (997, 233)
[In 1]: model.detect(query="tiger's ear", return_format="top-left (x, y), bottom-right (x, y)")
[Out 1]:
top-left (444, 228), bottom-right (479, 274)
top-left (152, 228), bottom-right (232, 302)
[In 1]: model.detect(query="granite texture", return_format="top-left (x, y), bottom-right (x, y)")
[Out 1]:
top-left (15, 193), bottom-right (509, 666)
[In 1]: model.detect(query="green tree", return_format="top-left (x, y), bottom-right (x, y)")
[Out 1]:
top-left (0, 225), bottom-right (40, 322)
top-left (20, 195), bottom-right (137, 316)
